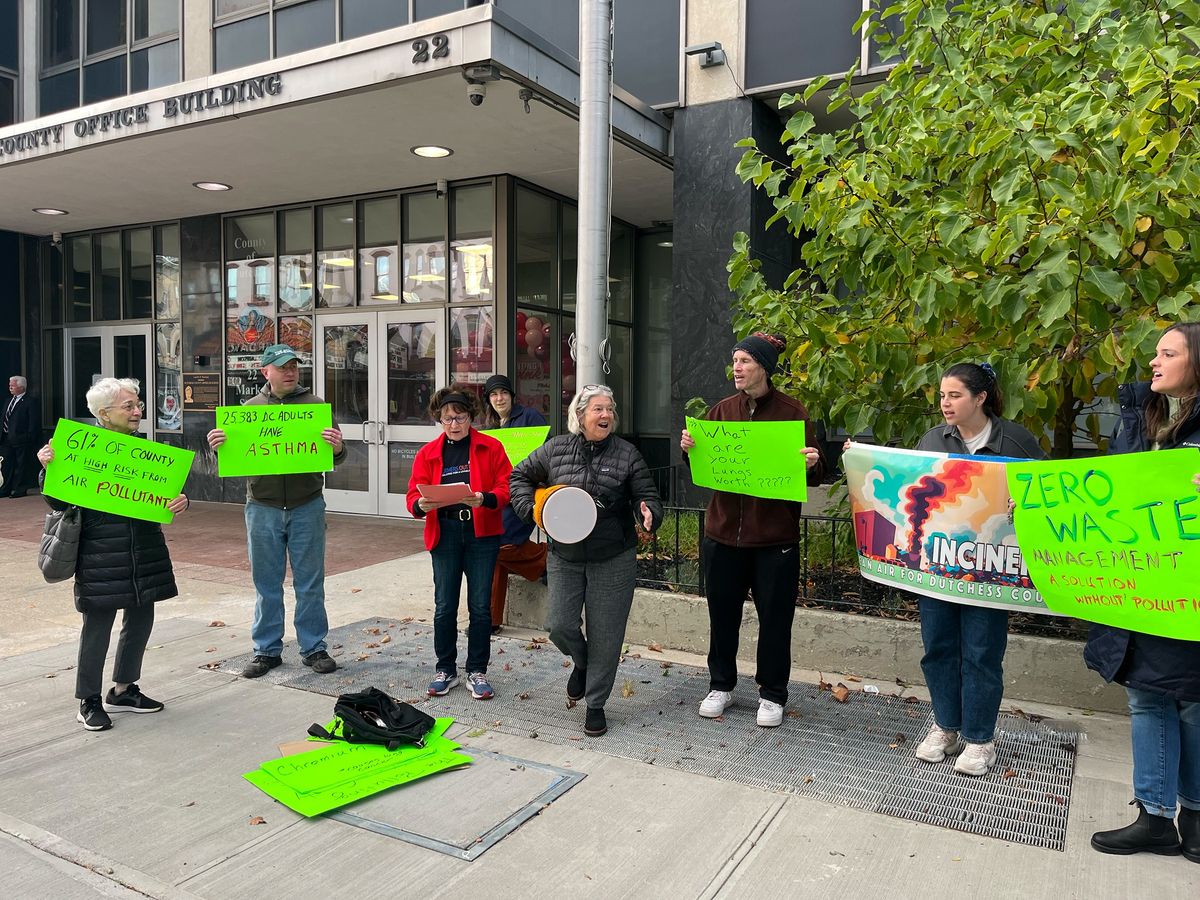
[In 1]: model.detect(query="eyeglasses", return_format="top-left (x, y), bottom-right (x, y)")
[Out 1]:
top-left (440, 414), bottom-right (470, 425)
top-left (106, 401), bottom-right (145, 413)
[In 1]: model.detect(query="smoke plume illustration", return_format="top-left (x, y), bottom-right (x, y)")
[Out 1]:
top-left (903, 459), bottom-right (984, 560)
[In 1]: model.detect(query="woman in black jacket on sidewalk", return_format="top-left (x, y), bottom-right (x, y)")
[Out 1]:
top-left (509, 384), bottom-right (662, 737)
top-left (37, 377), bottom-right (189, 732)
top-left (1086, 323), bottom-right (1200, 863)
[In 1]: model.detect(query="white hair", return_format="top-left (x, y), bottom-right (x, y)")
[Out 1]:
top-left (86, 377), bottom-right (141, 418)
top-left (9, 375), bottom-right (26, 389)
top-left (566, 384), bottom-right (618, 435)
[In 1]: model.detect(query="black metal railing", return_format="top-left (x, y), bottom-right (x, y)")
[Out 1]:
top-left (636, 507), bottom-right (1085, 641)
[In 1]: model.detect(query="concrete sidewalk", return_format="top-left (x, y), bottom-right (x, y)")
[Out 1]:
top-left (0, 500), bottom-right (1196, 898)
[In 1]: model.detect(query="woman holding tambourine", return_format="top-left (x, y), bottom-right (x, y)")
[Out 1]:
top-left (509, 384), bottom-right (663, 737)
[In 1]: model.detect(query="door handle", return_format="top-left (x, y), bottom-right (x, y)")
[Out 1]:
top-left (378, 421), bottom-right (385, 446)
top-left (361, 420), bottom-right (376, 444)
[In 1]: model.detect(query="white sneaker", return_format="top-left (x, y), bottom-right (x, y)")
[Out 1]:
top-left (915, 725), bottom-right (965, 763)
top-left (757, 699), bottom-right (784, 727)
top-left (699, 690), bottom-right (733, 718)
top-left (953, 741), bottom-right (997, 776)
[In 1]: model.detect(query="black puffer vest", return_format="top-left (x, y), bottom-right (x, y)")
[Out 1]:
top-left (510, 433), bottom-right (663, 563)
top-left (1082, 382), bottom-right (1200, 701)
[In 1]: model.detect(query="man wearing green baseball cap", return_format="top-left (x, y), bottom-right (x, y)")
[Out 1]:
top-left (207, 344), bottom-right (347, 678)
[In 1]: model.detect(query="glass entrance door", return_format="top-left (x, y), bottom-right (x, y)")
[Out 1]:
top-left (64, 325), bottom-right (153, 436)
top-left (316, 311), bottom-right (443, 516)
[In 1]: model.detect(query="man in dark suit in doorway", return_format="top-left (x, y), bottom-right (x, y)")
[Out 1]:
top-left (0, 375), bottom-right (40, 498)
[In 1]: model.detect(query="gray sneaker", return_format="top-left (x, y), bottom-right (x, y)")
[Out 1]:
top-left (915, 725), bottom-right (964, 762)
top-left (953, 741), bottom-right (997, 776)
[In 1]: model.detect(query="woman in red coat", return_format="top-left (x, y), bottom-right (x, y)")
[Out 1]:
top-left (406, 386), bottom-right (512, 701)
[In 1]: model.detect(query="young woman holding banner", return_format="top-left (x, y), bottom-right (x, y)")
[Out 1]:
top-left (36, 377), bottom-right (189, 732)
top-left (480, 374), bottom-right (548, 634)
top-left (1087, 322), bottom-right (1200, 863)
top-left (912, 362), bottom-right (1044, 776)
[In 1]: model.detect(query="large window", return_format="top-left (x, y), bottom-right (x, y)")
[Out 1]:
top-left (39, 0), bottom-right (180, 115)
top-left (1, 0), bottom-right (17, 125)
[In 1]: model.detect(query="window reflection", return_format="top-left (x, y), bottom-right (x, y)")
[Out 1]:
top-left (323, 323), bottom-right (370, 424)
top-left (318, 203), bottom-right (355, 308)
top-left (387, 322), bottom-right (436, 424)
top-left (402, 192), bottom-right (445, 303)
top-left (450, 306), bottom-right (494, 410)
top-left (451, 184), bottom-right (493, 303)
top-left (154, 224), bottom-right (180, 319)
top-left (516, 308), bottom-right (555, 422)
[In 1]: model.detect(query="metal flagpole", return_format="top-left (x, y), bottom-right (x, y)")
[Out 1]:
top-left (574, 0), bottom-right (613, 388)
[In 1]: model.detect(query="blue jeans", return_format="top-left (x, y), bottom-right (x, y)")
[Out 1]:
top-left (430, 518), bottom-right (500, 676)
top-left (1127, 686), bottom-right (1200, 818)
top-left (918, 598), bottom-right (1009, 743)
top-left (245, 497), bottom-right (329, 659)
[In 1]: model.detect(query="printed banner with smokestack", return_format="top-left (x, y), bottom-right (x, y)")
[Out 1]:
top-left (843, 443), bottom-right (1049, 615)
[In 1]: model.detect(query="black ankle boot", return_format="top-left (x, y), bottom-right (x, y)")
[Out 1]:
top-left (567, 666), bottom-right (587, 703)
top-left (584, 706), bottom-right (607, 737)
top-left (1091, 802), bottom-right (1181, 856)
top-left (1180, 807), bottom-right (1200, 863)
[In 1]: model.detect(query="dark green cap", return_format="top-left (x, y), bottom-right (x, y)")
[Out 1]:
top-left (260, 344), bottom-right (300, 367)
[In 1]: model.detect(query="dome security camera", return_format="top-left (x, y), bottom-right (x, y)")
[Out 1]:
top-left (467, 82), bottom-right (486, 106)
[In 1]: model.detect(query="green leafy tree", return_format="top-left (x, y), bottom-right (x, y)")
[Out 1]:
top-left (729, 0), bottom-right (1200, 455)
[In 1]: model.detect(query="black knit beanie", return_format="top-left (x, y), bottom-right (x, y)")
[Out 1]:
top-left (483, 374), bottom-right (514, 397)
top-left (732, 332), bottom-right (786, 374)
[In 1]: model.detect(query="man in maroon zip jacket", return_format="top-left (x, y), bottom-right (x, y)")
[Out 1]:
top-left (680, 333), bottom-right (825, 727)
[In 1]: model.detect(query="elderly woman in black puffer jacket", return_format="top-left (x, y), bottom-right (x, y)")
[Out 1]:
top-left (38, 377), bottom-right (188, 733)
top-left (510, 384), bottom-right (662, 738)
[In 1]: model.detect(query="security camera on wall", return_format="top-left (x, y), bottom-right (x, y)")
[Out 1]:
top-left (467, 82), bottom-right (487, 106)
top-left (51, 231), bottom-right (62, 248)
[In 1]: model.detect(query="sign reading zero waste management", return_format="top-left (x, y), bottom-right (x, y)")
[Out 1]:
top-left (215, 404), bottom-right (333, 477)
top-left (1007, 449), bottom-right (1200, 641)
top-left (42, 420), bottom-right (194, 524)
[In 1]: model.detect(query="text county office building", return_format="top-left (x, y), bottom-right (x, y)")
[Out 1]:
top-left (0, 1), bottom-right (894, 514)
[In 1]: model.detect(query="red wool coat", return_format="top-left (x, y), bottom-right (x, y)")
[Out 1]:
top-left (406, 429), bottom-right (512, 551)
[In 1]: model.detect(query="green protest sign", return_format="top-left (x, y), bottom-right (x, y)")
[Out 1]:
top-left (215, 403), bottom-right (333, 477)
top-left (245, 718), bottom-right (469, 817)
top-left (685, 416), bottom-right (808, 502)
top-left (481, 425), bottom-right (550, 467)
top-left (1008, 449), bottom-right (1200, 641)
top-left (42, 420), bottom-right (194, 524)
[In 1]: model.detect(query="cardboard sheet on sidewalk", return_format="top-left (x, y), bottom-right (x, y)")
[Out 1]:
top-left (245, 717), bottom-right (470, 817)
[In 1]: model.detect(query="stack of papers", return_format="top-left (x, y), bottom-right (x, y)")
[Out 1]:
top-left (244, 717), bottom-right (470, 816)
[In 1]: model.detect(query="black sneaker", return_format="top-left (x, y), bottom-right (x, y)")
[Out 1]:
top-left (103, 683), bottom-right (164, 714)
top-left (77, 695), bottom-right (112, 731)
top-left (242, 655), bottom-right (282, 678)
top-left (584, 706), bottom-right (607, 737)
top-left (302, 650), bottom-right (337, 674)
top-left (567, 665), bottom-right (587, 703)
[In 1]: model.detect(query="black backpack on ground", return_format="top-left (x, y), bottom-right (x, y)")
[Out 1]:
top-left (308, 687), bottom-right (436, 751)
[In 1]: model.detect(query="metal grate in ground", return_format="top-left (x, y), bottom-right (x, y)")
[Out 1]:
top-left (213, 617), bottom-right (1077, 851)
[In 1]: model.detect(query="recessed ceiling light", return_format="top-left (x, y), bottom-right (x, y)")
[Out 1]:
top-left (193, 181), bottom-right (232, 191)
top-left (411, 145), bottom-right (453, 159)
top-left (656, 240), bottom-right (673, 248)
top-left (33, 207), bottom-right (69, 215)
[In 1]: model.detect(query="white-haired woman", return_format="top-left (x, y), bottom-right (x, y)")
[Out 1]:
top-left (37, 378), bottom-right (188, 732)
top-left (509, 384), bottom-right (662, 737)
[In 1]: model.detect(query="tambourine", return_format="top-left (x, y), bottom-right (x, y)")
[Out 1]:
top-left (533, 485), bottom-right (597, 544)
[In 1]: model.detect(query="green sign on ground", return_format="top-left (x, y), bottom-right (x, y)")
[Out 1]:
top-left (482, 425), bottom-right (550, 467)
top-left (42, 420), bottom-right (194, 524)
top-left (245, 718), bottom-right (469, 817)
top-left (1008, 449), bottom-right (1200, 641)
top-left (215, 403), bottom-right (333, 477)
top-left (685, 416), bottom-right (808, 502)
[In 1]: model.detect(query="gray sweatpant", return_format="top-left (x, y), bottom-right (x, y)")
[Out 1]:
top-left (545, 548), bottom-right (637, 710)
top-left (76, 604), bottom-right (156, 700)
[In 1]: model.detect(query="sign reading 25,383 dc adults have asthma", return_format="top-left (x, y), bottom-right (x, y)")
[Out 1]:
top-left (214, 404), bottom-right (334, 477)
top-left (43, 420), bottom-right (195, 524)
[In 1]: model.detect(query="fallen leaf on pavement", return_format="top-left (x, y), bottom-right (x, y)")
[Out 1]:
top-left (350, 588), bottom-right (362, 594)
top-left (365, 642), bottom-right (379, 649)
top-left (648, 642), bottom-right (663, 652)
top-left (1002, 768), bottom-right (1017, 780)
top-left (518, 692), bottom-right (530, 700)
top-left (208, 620), bottom-right (226, 627)
top-left (621, 680), bottom-right (636, 698)
top-left (356, 654), bottom-right (369, 661)
top-left (201, 662), bottom-right (221, 669)
top-left (831, 684), bottom-right (850, 703)
top-left (182, 801), bottom-right (196, 808)
top-left (205, 647), bottom-right (217, 653)
top-left (380, 635), bottom-right (391, 644)
top-left (45, 673), bottom-right (57, 679)
top-left (818, 673), bottom-right (832, 692)
top-left (249, 816), bottom-right (267, 825)
top-left (846, 675), bottom-right (862, 682)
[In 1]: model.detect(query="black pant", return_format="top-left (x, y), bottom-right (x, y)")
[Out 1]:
top-left (702, 537), bottom-right (800, 705)
top-left (0, 438), bottom-right (30, 495)
top-left (76, 604), bottom-right (156, 699)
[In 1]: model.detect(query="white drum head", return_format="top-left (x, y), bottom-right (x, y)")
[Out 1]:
top-left (540, 486), bottom-right (597, 544)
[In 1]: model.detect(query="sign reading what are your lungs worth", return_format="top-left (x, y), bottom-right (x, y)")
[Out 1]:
top-left (43, 420), bottom-right (195, 524)
top-left (215, 403), bottom-right (334, 478)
